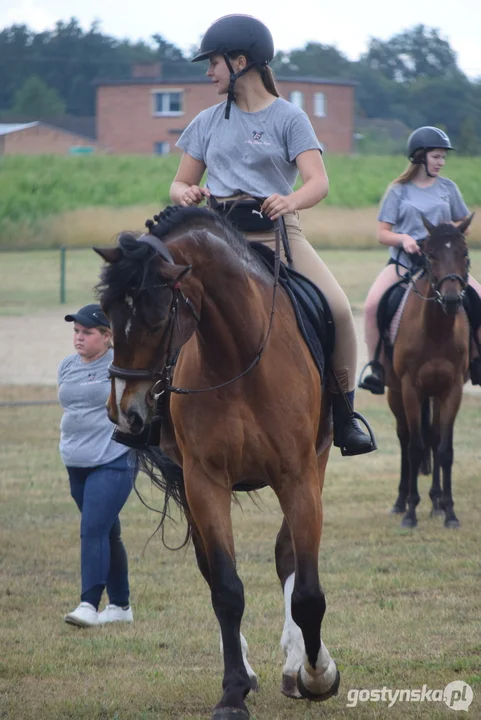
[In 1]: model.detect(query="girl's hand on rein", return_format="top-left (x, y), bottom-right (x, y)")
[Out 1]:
top-left (180, 186), bottom-right (210, 207)
top-left (402, 234), bottom-right (423, 255)
top-left (261, 194), bottom-right (297, 221)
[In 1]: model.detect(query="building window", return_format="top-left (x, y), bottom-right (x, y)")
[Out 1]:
top-left (154, 142), bottom-right (170, 155)
top-left (289, 91), bottom-right (304, 109)
top-left (314, 92), bottom-right (326, 117)
top-left (152, 90), bottom-right (183, 116)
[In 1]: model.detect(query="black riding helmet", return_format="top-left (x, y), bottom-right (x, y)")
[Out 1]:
top-left (191, 15), bottom-right (274, 119)
top-left (407, 126), bottom-right (453, 176)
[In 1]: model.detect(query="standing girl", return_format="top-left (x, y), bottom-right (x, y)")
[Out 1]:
top-left (59, 303), bottom-right (137, 627)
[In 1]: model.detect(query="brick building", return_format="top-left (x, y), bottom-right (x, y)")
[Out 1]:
top-left (96, 65), bottom-right (356, 156)
top-left (0, 122), bottom-right (103, 155)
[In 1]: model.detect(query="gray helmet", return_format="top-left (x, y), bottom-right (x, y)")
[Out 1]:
top-left (407, 126), bottom-right (453, 162)
top-left (191, 14), bottom-right (274, 65)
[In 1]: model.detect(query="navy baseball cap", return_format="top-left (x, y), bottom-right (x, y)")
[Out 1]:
top-left (64, 303), bottom-right (110, 328)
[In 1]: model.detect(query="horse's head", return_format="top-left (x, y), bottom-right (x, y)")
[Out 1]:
top-left (420, 213), bottom-right (474, 314)
top-left (94, 232), bottom-right (200, 434)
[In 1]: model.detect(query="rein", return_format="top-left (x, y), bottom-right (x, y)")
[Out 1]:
top-left (108, 220), bottom-right (284, 395)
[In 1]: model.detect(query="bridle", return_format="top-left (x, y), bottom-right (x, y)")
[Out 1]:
top-left (409, 245), bottom-right (470, 310)
top-left (108, 221), bottom-right (283, 395)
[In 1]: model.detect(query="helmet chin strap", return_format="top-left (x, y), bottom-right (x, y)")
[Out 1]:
top-left (222, 55), bottom-right (256, 119)
top-left (422, 149), bottom-right (436, 178)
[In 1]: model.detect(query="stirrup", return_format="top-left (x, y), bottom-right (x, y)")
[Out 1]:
top-left (358, 361), bottom-right (385, 395)
top-left (335, 411), bottom-right (377, 456)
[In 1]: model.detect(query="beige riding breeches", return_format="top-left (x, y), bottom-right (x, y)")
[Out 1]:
top-left (245, 212), bottom-right (357, 391)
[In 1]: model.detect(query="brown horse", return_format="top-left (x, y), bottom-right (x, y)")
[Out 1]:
top-left (94, 206), bottom-right (340, 720)
top-left (386, 215), bottom-right (474, 529)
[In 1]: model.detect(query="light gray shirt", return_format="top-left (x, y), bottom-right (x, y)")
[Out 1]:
top-left (176, 97), bottom-right (322, 198)
top-left (378, 177), bottom-right (469, 268)
top-left (58, 349), bottom-right (128, 467)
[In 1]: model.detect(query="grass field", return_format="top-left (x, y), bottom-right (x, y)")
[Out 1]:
top-left (1, 387), bottom-right (480, 719)
top-left (1, 240), bottom-right (480, 718)
top-left (2, 153), bottom-right (481, 248)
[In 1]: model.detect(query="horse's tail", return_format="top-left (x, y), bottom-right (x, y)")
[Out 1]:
top-left (420, 398), bottom-right (432, 476)
top-left (136, 447), bottom-right (192, 549)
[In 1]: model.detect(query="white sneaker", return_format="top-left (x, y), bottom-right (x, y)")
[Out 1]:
top-left (64, 602), bottom-right (99, 627)
top-left (98, 604), bottom-right (134, 624)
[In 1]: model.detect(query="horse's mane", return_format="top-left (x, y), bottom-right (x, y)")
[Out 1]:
top-left (146, 205), bottom-right (265, 271)
top-left (96, 205), bottom-right (269, 308)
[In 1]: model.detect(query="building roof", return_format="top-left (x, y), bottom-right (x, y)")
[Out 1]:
top-left (0, 122), bottom-right (38, 136)
top-left (0, 121), bottom-right (96, 141)
top-left (96, 75), bottom-right (357, 88)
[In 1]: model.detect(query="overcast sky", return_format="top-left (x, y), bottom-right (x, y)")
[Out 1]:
top-left (2, 0), bottom-right (481, 79)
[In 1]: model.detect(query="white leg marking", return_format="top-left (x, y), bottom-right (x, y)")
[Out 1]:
top-left (300, 638), bottom-right (338, 695)
top-left (281, 573), bottom-right (305, 674)
top-left (219, 632), bottom-right (258, 689)
top-left (280, 572), bottom-right (304, 697)
top-left (125, 318), bottom-right (132, 337)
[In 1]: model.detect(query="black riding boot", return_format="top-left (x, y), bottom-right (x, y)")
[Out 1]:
top-left (358, 360), bottom-right (385, 395)
top-left (332, 390), bottom-right (377, 456)
top-left (112, 419), bottom-right (161, 450)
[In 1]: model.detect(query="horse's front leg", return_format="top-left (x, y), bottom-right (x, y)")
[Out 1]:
top-left (275, 517), bottom-right (302, 698)
top-left (401, 381), bottom-right (423, 528)
top-left (387, 388), bottom-right (409, 514)
top-left (277, 454), bottom-right (339, 702)
top-left (186, 468), bottom-right (251, 720)
top-left (428, 399), bottom-right (443, 517)
top-left (190, 515), bottom-right (258, 695)
top-left (438, 385), bottom-right (463, 528)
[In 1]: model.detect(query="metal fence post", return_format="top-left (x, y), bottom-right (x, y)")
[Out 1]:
top-left (60, 246), bottom-right (66, 304)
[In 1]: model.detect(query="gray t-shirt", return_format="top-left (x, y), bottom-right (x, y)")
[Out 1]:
top-left (378, 177), bottom-right (469, 268)
top-left (176, 97), bottom-right (322, 198)
top-left (58, 349), bottom-right (128, 467)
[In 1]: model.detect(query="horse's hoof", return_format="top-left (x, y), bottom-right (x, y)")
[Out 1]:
top-left (281, 672), bottom-right (302, 699)
top-left (445, 517), bottom-right (460, 529)
top-left (297, 669), bottom-right (341, 702)
top-left (212, 708), bottom-right (250, 720)
top-left (401, 514), bottom-right (417, 529)
top-left (390, 504), bottom-right (406, 515)
top-left (249, 674), bottom-right (259, 693)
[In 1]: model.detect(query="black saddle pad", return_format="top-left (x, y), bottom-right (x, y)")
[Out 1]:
top-left (377, 280), bottom-right (408, 343)
top-left (250, 242), bottom-right (335, 380)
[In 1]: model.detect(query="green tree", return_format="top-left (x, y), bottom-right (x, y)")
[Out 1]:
top-left (363, 24), bottom-right (461, 82)
top-left (11, 75), bottom-right (65, 116)
top-left (457, 116), bottom-right (479, 155)
top-left (271, 43), bottom-right (350, 78)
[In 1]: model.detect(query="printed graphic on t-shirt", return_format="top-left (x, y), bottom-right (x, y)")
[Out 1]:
top-left (246, 130), bottom-right (271, 146)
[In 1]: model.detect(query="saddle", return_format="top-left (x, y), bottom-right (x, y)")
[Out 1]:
top-left (249, 242), bottom-right (335, 381)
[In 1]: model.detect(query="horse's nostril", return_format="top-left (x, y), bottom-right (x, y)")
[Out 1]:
top-left (126, 410), bottom-right (144, 434)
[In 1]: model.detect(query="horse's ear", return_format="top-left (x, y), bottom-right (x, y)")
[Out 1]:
top-left (160, 262), bottom-right (192, 284)
top-left (93, 247), bottom-right (123, 264)
top-left (421, 216), bottom-right (436, 235)
top-left (458, 212), bottom-right (475, 235)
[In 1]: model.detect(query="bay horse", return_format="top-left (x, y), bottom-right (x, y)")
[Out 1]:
top-left (386, 214), bottom-right (474, 529)
top-left (94, 206), bottom-right (340, 720)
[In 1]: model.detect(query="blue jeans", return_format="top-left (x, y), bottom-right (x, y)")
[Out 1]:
top-left (67, 451), bottom-right (137, 610)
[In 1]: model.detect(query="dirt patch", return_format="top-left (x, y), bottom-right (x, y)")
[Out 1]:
top-left (0, 309), bottom-right (478, 397)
